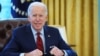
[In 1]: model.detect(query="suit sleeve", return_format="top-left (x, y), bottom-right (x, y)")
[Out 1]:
top-left (2, 30), bottom-right (21, 56)
top-left (56, 29), bottom-right (77, 56)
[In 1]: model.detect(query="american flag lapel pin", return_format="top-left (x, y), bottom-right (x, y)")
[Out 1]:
top-left (48, 35), bottom-right (50, 37)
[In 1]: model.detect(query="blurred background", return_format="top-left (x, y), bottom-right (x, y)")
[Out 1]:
top-left (0, 0), bottom-right (99, 56)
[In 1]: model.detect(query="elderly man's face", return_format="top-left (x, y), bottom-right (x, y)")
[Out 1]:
top-left (28, 6), bottom-right (47, 31)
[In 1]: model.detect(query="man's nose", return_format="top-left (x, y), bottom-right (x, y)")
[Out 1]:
top-left (36, 16), bottom-right (40, 21)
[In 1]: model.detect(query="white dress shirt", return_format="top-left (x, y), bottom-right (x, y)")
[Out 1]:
top-left (20, 25), bottom-right (68, 56)
top-left (30, 25), bottom-right (46, 53)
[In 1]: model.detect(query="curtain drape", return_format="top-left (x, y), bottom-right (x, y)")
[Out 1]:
top-left (42, 0), bottom-right (98, 56)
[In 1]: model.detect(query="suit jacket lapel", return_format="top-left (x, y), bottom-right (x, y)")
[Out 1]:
top-left (25, 25), bottom-right (52, 54)
top-left (44, 26), bottom-right (52, 54)
top-left (26, 24), bottom-right (37, 49)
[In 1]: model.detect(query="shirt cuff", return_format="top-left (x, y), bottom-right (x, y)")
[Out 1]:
top-left (20, 53), bottom-right (25, 56)
top-left (63, 50), bottom-right (68, 56)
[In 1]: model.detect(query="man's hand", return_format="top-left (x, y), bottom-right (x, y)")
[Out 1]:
top-left (24, 49), bottom-right (43, 56)
top-left (50, 46), bottom-right (64, 56)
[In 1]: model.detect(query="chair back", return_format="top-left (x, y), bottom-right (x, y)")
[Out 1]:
top-left (49, 25), bottom-right (68, 43)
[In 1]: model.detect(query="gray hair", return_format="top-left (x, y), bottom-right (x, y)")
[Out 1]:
top-left (27, 2), bottom-right (48, 16)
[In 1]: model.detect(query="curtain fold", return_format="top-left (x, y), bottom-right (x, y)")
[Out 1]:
top-left (42, 0), bottom-right (98, 56)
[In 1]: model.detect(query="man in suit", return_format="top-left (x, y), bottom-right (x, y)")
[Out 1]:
top-left (2, 2), bottom-right (77, 56)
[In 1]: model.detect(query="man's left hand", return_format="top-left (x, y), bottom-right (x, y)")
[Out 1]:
top-left (50, 46), bottom-right (64, 56)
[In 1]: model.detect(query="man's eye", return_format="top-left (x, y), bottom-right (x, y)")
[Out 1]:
top-left (39, 15), bottom-right (43, 17)
top-left (32, 15), bottom-right (36, 17)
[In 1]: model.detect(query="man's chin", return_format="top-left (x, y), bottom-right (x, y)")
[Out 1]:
top-left (34, 27), bottom-right (42, 31)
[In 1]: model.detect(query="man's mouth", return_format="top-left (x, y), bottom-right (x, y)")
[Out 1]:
top-left (34, 23), bottom-right (42, 26)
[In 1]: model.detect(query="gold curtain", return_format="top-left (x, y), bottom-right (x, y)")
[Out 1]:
top-left (42, 0), bottom-right (98, 56)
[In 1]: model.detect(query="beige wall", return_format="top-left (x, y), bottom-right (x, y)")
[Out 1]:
top-left (42, 0), bottom-right (98, 56)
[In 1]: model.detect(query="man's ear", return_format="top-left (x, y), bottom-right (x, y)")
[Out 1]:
top-left (27, 16), bottom-right (31, 22)
top-left (27, 16), bottom-right (30, 21)
top-left (45, 16), bottom-right (48, 21)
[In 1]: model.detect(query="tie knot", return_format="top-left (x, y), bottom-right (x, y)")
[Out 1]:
top-left (37, 32), bottom-right (40, 35)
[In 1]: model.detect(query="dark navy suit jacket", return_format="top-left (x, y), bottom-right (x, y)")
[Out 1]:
top-left (2, 24), bottom-right (77, 56)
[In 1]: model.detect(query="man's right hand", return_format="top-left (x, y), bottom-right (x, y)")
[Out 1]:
top-left (24, 49), bottom-right (43, 56)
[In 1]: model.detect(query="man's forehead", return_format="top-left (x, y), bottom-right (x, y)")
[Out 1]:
top-left (32, 6), bottom-right (45, 10)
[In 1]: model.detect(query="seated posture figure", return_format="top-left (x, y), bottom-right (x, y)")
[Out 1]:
top-left (2, 2), bottom-right (77, 56)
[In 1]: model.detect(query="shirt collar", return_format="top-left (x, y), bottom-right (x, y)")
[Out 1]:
top-left (31, 25), bottom-right (44, 35)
